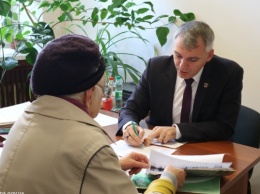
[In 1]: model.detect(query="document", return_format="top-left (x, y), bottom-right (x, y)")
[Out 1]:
top-left (131, 150), bottom-right (232, 194)
top-left (143, 129), bottom-right (186, 149)
top-left (0, 102), bottom-right (117, 127)
top-left (110, 140), bottom-right (175, 157)
top-left (94, 113), bottom-right (118, 127)
top-left (147, 150), bottom-right (234, 177)
top-left (0, 101), bottom-right (31, 126)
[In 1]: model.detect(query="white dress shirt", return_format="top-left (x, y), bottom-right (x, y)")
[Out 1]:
top-left (173, 68), bottom-right (203, 139)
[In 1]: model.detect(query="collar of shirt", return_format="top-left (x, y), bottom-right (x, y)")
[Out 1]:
top-left (177, 67), bottom-right (204, 86)
top-left (57, 96), bottom-right (89, 114)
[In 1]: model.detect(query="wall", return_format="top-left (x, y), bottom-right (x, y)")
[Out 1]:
top-left (74, 0), bottom-right (260, 112)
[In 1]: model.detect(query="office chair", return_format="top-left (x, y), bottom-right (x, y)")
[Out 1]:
top-left (231, 105), bottom-right (260, 194)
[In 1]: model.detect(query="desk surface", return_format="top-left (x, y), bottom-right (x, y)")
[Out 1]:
top-left (100, 109), bottom-right (260, 194)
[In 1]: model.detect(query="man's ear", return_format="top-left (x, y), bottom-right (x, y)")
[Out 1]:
top-left (206, 49), bottom-right (214, 62)
top-left (84, 87), bottom-right (95, 107)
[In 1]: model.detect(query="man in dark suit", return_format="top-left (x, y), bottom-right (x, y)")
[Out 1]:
top-left (117, 21), bottom-right (244, 147)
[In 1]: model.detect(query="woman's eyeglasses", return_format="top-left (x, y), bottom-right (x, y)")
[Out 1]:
top-left (96, 84), bottom-right (112, 98)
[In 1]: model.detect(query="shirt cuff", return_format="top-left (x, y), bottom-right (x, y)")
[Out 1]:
top-left (122, 121), bottom-right (133, 131)
top-left (159, 171), bottom-right (178, 188)
top-left (173, 124), bottom-right (182, 140)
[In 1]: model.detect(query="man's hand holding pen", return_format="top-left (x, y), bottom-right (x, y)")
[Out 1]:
top-left (123, 122), bottom-right (145, 147)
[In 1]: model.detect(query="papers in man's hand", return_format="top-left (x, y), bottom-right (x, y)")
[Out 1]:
top-left (110, 140), bottom-right (175, 157)
top-left (0, 102), bottom-right (31, 126)
top-left (147, 150), bottom-right (235, 177)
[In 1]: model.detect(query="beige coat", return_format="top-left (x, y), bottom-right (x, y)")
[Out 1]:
top-left (0, 95), bottom-right (138, 194)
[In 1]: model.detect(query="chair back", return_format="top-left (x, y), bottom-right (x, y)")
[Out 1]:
top-left (0, 60), bottom-right (35, 108)
top-left (231, 105), bottom-right (260, 148)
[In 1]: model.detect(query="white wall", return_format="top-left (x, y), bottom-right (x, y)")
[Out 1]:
top-left (68, 0), bottom-right (260, 112)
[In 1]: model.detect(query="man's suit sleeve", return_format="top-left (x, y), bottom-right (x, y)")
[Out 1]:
top-left (117, 58), bottom-right (154, 135)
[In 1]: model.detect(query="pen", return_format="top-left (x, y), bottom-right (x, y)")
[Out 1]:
top-left (131, 121), bottom-right (139, 136)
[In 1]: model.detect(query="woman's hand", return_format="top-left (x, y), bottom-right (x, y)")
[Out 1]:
top-left (119, 152), bottom-right (149, 175)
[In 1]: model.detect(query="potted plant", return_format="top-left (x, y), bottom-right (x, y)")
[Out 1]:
top-left (0, 0), bottom-right (195, 85)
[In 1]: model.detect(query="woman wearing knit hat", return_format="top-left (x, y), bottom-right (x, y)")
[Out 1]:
top-left (0, 34), bottom-right (185, 194)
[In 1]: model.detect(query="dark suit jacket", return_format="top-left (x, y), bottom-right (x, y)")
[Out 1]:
top-left (117, 55), bottom-right (244, 142)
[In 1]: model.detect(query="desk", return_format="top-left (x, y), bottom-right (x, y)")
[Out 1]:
top-left (1, 109), bottom-right (260, 194)
top-left (100, 109), bottom-right (260, 194)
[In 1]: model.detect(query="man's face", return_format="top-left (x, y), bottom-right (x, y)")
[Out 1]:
top-left (173, 36), bottom-right (214, 79)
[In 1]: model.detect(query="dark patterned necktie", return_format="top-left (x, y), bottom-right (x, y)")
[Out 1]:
top-left (181, 78), bottom-right (194, 123)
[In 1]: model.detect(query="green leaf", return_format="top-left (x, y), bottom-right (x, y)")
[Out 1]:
top-left (156, 27), bottom-right (169, 46)
top-left (144, 1), bottom-right (154, 13)
top-left (179, 12), bottom-right (195, 22)
top-left (92, 15), bottom-right (99, 27)
top-left (100, 8), bottom-right (108, 20)
top-left (58, 12), bottom-right (73, 22)
top-left (173, 9), bottom-right (182, 16)
top-left (2, 57), bottom-right (19, 71)
top-left (91, 7), bottom-right (99, 18)
top-left (183, 13), bottom-right (196, 21)
top-left (17, 0), bottom-right (29, 3)
top-left (15, 32), bottom-right (24, 40)
top-left (168, 16), bottom-right (176, 23)
top-left (115, 17), bottom-right (129, 25)
top-left (137, 26), bottom-right (145, 30)
top-left (12, 12), bottom-right (19, 21)
top-left (5, 32), bottom-right (12, 43)
top-left (112, 0), bottom-right (127, 8)
top-left (131, 10), bottom-right (135, 21)
top-left (125, 2), bottom-right (136, 8)
top-left (26, 48), bottom-right (38, 65)
top-left (39, 1), bottom-right (51, 8)
top-left (142, 15), bottom-right (154, 21)
top-left (91, 7), bottom-right (99, 27)
top-left (60, 2), bottom-right (69, 12)
top-left (0, 0), bottom-right (11, 17)
top-left (137, 8), bottom-right (149, 14)
top-left (4, 16), bottom-right (11, 25)
top-left (16, 41), bottom-right (30, 54)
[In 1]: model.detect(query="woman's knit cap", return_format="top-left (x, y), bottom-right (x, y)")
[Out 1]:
top-left (31, 34), bottom-right (105, 95)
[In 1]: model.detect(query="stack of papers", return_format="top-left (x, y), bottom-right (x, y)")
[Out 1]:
top-left (0, 102), bottom-right (31, 126)
top-left (110, 140), bottom-right (175, 157)
top-left (147, 150), bottom-right (235, 177)
top-left (0, 102), bottom-right (118, 127)
top-left (94, 113), bottom-right (118, 127)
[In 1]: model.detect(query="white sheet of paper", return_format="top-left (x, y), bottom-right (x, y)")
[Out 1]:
top-left (169, 153), bottom-right (225, 163)
top-left (110, 139), bottom-right (176, 157)
top-left (94, 113), bottom-right (118, 127)
top-left (143, 128), bottom-right (186, 149)
top-left (147, 150), bottom-right (232, 174)
top-left (0, 102), bottom-right (31, 125)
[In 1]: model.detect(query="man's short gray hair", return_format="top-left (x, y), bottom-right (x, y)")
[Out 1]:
top-left (174, 21), bottom-right (215, 52)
